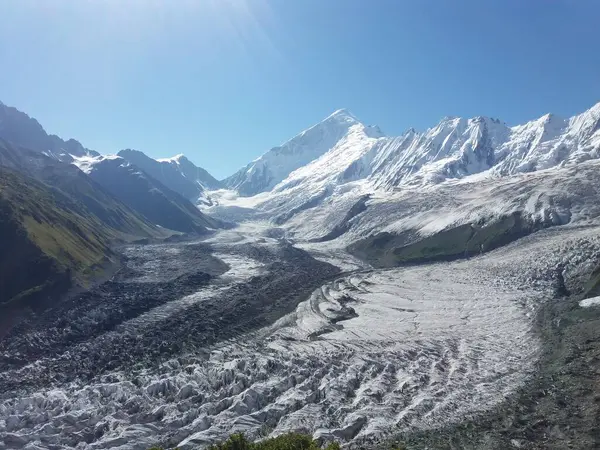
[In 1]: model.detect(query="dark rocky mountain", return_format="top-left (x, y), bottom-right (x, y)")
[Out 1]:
top-left (117, 149), bottom-right (222, 201)
top-left (0, 101), bottom-right (221, 235)
top-left (0, 101), bottom-right (99, 162)
top-left (166, 154), bottom-right (222, 190)
top-left (85, 156), bottom-right (219, 233)
top-left (0, 102), bottom-right (223, 313)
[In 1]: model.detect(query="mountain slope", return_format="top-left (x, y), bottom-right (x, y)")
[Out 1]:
top-left (0, 101), bottom-right (220, 234)
top-left (0, 101), bottom-right (99, 162)
top-left (0, 139), bottom-right (159, 238)
top-left (118, 149), bottom-right (221, 201)
top-left (368, 102), bottom-right (600, 189)
top-left (216, 102), bottom-right (600, 226)
top-left (368, 116), bottom-right (509, 188)
top-left (223, 109), bottom-right (383, 196)
top-left (0, 168), bottom-right (115, 308)
top-left (156, 153), bottom-right (222, 190)
top-left (79, 156), bottom-right (219, 233)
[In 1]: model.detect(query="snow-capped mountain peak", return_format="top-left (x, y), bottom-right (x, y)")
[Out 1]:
top-left (157, 153), bottom-right (186, 163)
top-left (117, 149), bottom-right (222, 198)
top-left (568, 101), bottom-right (600, 138)
top-left (223, 109), bottom-right (384, 196)
top-left (323, 108), bottom-right (359, 123)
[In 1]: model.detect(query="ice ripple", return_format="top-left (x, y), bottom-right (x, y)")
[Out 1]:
top-left (0, 260), bottom-right (543, 449)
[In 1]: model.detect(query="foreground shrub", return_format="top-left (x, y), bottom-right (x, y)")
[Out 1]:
top-left (149, 432), bottom-right (341, 450)
top-left (207, 432), bottom-right (341, 450)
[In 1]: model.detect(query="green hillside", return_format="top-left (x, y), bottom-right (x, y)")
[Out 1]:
top-left (0, 169), bottom-right (115, 307)
top-left (0, 139), bottom-right (160, 239)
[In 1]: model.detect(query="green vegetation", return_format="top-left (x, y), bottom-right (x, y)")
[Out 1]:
top-left (0, 169), bottom-right (114, 306)
top-left (206, 433), bottom-right (340, 450)
top-left (148, 433), bottom-right (340, 450)
top-left (148, 432), bottom-right (410, 450)
top-left (0, 138), bottom-right (161, 239)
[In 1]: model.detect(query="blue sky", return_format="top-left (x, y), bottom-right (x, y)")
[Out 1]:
top-left (0, 0), bottom-right (599, 179)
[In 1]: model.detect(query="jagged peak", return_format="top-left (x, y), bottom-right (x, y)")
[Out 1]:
top-left (468, 116), bottom-right (508, 129)
top-left (536, 112), bottom-right (565, 125)
top-left (429, 115), bottom-right (466, 134)
top-left (325, 108), bottom-right (358, 122)
top-left (570, 100), bottom-right (600, 123)
top-left (441, 115), bottom-right (459, 122)
top-left (582, 100), bottom-right (600, 115)
top-left (321, 109), bottom-right (384, 138)
top-left (540, 112), bottom-right (554, 121)
top-left (279, 109), bottom-right (363, 146)
top-left (568, 100), bottom-right (600, 136)
top-left (119, 149), bottom-right (189, 165)
top-left (157, 153), bottom-right (187, 164)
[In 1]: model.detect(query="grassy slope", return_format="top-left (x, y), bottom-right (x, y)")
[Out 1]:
top-left (0, 169), bottom-right (115, 306)
top-left (149, 432), bottom-right (345, 450)
top-left (0, 140), bottom-right (160, 239)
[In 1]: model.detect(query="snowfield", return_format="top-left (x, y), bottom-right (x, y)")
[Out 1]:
top-left (208, 100), bottom-right (600, 247)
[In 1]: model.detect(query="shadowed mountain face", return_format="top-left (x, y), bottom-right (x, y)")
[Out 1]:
top-left (0, 101), bottom-right (99, 162)
top-left (0, 140), bottom-right (159, 238)
top-left (0, 102), bottom-right (222, 236)
top-left (0, 140), bottom-right (171, 322)
top-left (118, 149), bottom-right (222, 201)
top-left (86, 157), bottom-right (219, 233)
top-left (0, 106), bottom-right (219, 316)
top-left (0, 168), bottom-right (114, 312)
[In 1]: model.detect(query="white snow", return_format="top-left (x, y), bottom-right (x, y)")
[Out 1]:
top-left (579, 296), bottom-right (600, 308)
top-left (224, 109), bottom-right (383, 195)
top-left (157, 153), bottom-right (186, 163)
top-left (209, 101), bottom-right (600, 239)
top-left (71, 154), bottom-right (121, 174)
top-left (5, 208), bottom-right (600, 449)
top-left (5, 100), bottom-right (600, 449)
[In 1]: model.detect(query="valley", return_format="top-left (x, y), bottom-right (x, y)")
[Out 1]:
top-left (2, 221), bottom-right (599, 449)
top-left (1, 99), bottom-right (600, 449)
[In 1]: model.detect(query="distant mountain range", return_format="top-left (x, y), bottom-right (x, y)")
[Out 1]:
top-left (211, 100), bottom-right (600, 267)
top-left (0, 101), bottom-right (220, 233)
top-left (2, 97), bottom-right (600, 307)
top-left (117, 149), bottom-right (222, 202)
top-left (223, 102), bottom-right (600, 200)
top-left (0, 101), bottom-right (223, 310)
